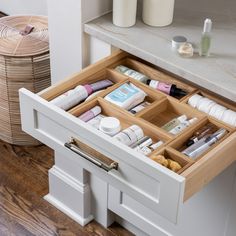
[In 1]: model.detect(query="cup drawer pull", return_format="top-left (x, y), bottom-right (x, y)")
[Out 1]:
top-left (65, 138), bottom-right (118, 172)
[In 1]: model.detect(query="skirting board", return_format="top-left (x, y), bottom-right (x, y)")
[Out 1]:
top-left (44, 194), bottom-right (94, 226)
top-left (115, 215), bottom-right (148, 236)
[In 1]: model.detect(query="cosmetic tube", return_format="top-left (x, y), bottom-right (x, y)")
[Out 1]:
top-left (51, 80), bottom-right (113, 111)
top-left (89, 79), bottom-right (113, 92)
top-left (182, 128), bottom-right (226, 159)
top-left (87, 114), bottom-right (106, 129)
top-left (115, 65), bottom-right (149, 83)
top-left (78, 106), bottom-right (102, 122)
top-left (137, 140), bottom-right (164, 156)
top-left (162, 115), bottom-right (187, 132)
top-left (169, 118), bottom-right (197, 135)
top-left (137, 146), bottom-right (152, 156)
top-left (130, 136), bottom-right (150, 148)
top-left (186, 123), bottom-right (217, 146)
top-left (150, 140), bottom-right (164, 150)
top-left (129, 101), bottom-right (150, 114)
top-left (146, 79), bottom-right (187, 97)
top-left (134, 138), bottom-right (153, 151)
top-left (51, 85), bottom-right (90, 110)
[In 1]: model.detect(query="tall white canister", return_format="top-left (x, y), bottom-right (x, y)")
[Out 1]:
top-left (113, 0), bottom-right (138, 27)
top-left (142, 0), bottom-right (175, 27)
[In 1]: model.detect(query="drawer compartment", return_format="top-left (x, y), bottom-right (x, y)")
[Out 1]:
top-left (19, 50), bottom-right (236, 223)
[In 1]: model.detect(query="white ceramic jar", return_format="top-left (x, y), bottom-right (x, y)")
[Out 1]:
top-left (113, 0), bottom-right (138, 27)
top-left (142, 0), bottom-right (175, 27)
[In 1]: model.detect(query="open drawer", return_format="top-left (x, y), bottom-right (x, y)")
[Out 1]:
top-left (19, 50), bottom-right (236, 224)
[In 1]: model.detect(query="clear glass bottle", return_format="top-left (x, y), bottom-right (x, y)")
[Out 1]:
top-left (199, 18), bottom-right (212, 57)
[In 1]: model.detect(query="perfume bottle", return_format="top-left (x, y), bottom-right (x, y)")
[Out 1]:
top-left (199, 18), bottom-right (212, 57)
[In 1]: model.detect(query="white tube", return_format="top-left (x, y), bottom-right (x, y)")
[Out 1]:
top-left (113, 0), bottom-right (137, 27)
top-left (142, 0), bottom-right (175, 27)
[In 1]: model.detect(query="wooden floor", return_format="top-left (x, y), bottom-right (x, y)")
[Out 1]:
top-left (0, 140), bottom-right (133, 236)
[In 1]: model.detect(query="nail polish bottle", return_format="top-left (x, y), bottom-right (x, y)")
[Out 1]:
top-left (199, 18), bottom-right (212, 57)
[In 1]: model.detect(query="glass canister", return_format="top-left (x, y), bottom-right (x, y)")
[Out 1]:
top-left (142, 0), bottom-right (175, 27)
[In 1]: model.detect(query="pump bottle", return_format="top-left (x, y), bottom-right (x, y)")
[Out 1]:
top-left (199, 18), bottom-right (212, 57)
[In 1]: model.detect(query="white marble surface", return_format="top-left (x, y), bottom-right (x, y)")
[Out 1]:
top-left (84, 11), bottom-right (236, 102)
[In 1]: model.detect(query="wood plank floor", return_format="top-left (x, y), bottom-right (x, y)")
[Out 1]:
top-left (0, 140), bottom-right (133, 236)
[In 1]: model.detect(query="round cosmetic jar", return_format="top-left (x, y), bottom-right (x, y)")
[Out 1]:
top-left (172, 36), bottom-right (187, 51)
top-left (178, 42), bottom-right (194, 57)
top-left (99, 117), bottom-right (121, 136)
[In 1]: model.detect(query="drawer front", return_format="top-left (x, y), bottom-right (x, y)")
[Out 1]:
top-left (19, 88), bottom-right (185, 224)
top-left (108, 185), bottom-right (172, 236)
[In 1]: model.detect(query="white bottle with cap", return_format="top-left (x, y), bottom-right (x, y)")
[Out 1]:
top-left (199, 18), bottom-right (212, 57)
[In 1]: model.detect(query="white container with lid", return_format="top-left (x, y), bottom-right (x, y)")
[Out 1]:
top-left (99, 117), bottom-right (121, 137)
top-left (113, 0), bottom-right (137, 27)
top-left (142, 0), bottom-right (175, 27)
top-left (172, 36), bottom-right (187, 51)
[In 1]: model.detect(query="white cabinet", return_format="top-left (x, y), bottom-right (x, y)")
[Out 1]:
top-left (19, 50), bottom-right (236, 235)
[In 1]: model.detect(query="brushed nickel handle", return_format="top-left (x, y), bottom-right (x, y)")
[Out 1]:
top-left (65, 138), bottom-right (118, 172)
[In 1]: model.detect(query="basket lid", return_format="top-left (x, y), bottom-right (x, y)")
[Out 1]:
top-left (0, 15), bottom-right (49, 57)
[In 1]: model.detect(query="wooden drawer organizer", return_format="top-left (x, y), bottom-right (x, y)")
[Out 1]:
top-left (42, 50), bottom-right (236, 191)
top-left (19, 50), bottom-right (236, 223)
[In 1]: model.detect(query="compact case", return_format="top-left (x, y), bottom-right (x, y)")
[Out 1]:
top-left (19, 50), bottom-right (236, 224)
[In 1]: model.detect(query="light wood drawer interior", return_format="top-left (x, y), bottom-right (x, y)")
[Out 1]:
top-left (38, 50), bottom-right (236, 201)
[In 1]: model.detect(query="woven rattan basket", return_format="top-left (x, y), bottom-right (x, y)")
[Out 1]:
top-left (0, 15), bottom-right (51, 145)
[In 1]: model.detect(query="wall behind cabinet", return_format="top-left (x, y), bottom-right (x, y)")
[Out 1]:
top-left (0, 0), bottom-right (47, 15)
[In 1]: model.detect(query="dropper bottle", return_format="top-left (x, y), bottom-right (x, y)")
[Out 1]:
top-left (199, 18), bottom-right (212, 57)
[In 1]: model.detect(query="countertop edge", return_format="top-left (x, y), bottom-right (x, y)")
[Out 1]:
top-left (84, 23), bottom-right (236, 103)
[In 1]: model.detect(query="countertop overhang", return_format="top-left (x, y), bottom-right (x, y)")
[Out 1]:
top-left (84, 12), bottom-right (236, 103)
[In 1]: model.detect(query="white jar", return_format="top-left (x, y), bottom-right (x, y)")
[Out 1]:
top-left (113, 0), bottom-right (137, 27)
top-left (99, 117), bottom-right (121, 136)
top-left (142, 0), bottom-right (175, 27)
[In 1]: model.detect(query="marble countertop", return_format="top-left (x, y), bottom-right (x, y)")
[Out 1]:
top-left (84, 12), bottom-right (236, 103)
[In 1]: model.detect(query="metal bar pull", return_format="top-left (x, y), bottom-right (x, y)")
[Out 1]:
top-left (65, 138), bottom-right (118, 172)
